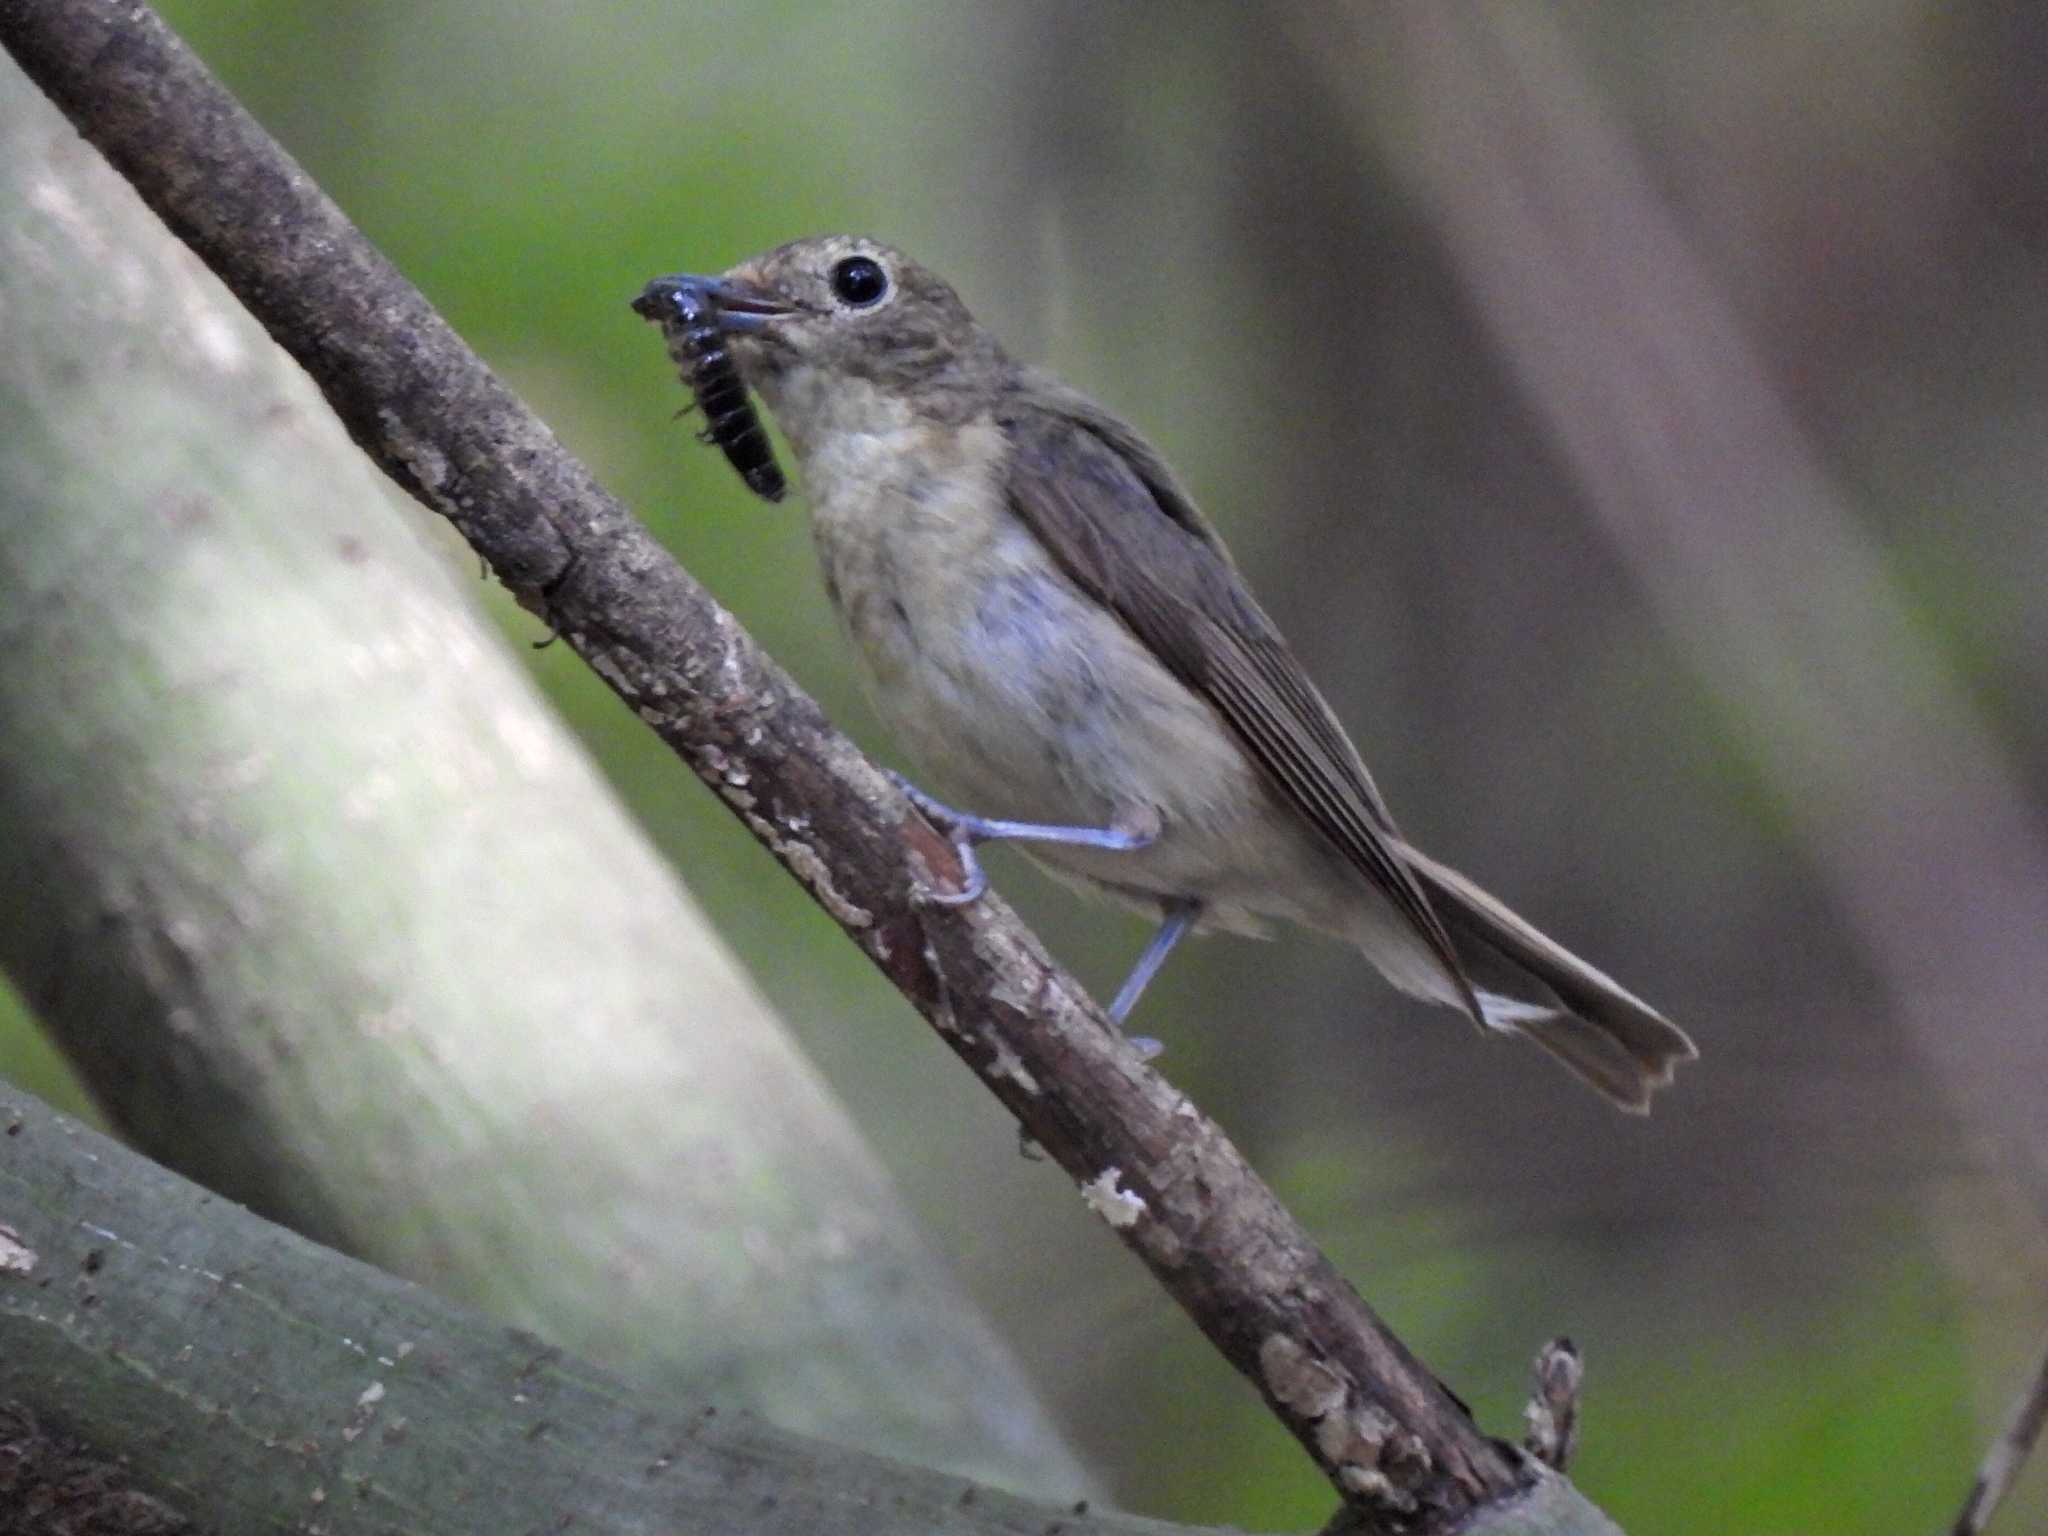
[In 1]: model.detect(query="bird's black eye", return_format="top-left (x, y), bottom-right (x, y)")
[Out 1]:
top-left (829, 255), bottom-right (889, 308)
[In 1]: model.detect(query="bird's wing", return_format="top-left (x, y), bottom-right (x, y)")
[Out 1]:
top-left (1000, 393), bottom-right (1479, 1020)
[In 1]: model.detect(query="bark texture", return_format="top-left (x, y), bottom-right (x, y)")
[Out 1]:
top-left (0, 1087), bottom-right (1168, 1535)
top-left (3, 1086), bottom-right (1626, 1533)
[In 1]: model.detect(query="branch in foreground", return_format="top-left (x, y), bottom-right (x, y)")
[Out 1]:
top-left (0, 1404), bottom-right (191, 1536)
top-left (0, 1085), bottom-right (1191, 1536)
top-left (0, 1083), bottom-right (1606, 1536)
top-left (0, 4), bottom-right (1608, 1529)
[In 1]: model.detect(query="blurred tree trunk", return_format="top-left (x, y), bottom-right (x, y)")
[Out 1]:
top-left (1317, 3), bottom-right (2048, 1500)
top-left (0, 58), bottom-right (1088, 1499)
top-left (2, 1080), bottom-right (1619, 1536)
top-left (2, 1085), bottom-right (1146, 1536)
top-left (1348, 0), bottom-right (2048, 1230)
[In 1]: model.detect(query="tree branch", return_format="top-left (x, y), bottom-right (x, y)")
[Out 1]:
top-left (0, 1079), bottom-right (1613, 1535)
top-left (0, 1404), bottom-right (192, 1536)
top-left (0, 1084), bottom-right (1197, 1536)
top-left (0, 3), bottom-right (1608, 1528)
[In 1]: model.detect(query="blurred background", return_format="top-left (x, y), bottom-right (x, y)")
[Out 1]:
top-left (5, 2), bottom-right (2045, 1530)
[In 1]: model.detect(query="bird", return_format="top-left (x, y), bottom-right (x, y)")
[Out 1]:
top-left (645, 235), bottom-right (1697, 1112)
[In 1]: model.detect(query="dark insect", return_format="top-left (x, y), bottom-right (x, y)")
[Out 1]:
top-left (633, 277), bottom-right (785, 503)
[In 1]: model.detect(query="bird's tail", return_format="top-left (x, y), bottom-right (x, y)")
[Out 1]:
top-left (1396, 843), bottom-right (1697, 1114)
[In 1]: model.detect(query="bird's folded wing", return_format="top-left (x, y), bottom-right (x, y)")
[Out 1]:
top-left (1000, 397), bottom-right (1480, 1020)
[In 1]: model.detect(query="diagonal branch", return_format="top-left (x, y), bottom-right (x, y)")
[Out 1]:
top-left (0, 3), bottom-right (1583, 1528)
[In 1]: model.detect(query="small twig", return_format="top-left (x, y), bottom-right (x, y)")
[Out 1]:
top-left (1522, 1338), bottom-right (1582, 1473)
top-left (1949, 1336), bottom-right (2048, 1536)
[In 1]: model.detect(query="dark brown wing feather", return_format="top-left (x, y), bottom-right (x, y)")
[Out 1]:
top-left (999, 386), bottom-right (1482, 1023)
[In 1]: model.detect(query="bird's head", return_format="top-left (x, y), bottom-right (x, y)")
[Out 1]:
top-left (663, 236), bottom-right (1008, 441)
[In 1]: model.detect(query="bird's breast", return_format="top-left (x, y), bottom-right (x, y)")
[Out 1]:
top-left (786, 398), bottom-right (1359, 934)
top-left (796, 412), bottom-right (1256, 854)
top-left (801, 412), bottom-right (1013, 683)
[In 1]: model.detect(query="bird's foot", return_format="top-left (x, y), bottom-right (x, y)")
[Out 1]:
top-left (890, 772), bottom-right (1159, 907)
top-left (1103, 899), bottom-right (1201, 1060)
top-left (891, 773), bottom-right (990, 906)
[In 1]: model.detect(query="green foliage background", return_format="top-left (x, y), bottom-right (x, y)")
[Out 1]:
top-left (9, 3), bottom-right (2045, 1529)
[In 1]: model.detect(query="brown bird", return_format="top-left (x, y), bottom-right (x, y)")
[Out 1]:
top-left (649, 235), bottom-right (1696, 1111)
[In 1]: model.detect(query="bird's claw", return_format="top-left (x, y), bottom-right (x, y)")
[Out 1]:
top-left (912, 846), bottom-right (987, 907)
top-left (892, 770), bottom-right (989, 906)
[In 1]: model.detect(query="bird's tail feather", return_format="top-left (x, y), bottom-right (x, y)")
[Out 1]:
top-left (1397, 843), bottom-right (1698, 1114)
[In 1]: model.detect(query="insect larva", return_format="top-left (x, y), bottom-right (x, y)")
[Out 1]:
top-left (634, 276), bottom-right (786, 503)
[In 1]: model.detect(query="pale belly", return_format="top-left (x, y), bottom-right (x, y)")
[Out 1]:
top-left (805, 443), bottom-right (1360, 935)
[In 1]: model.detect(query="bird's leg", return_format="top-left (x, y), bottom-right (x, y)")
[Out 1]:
top-left (1109, 901), bottom-right (1200, 1022)
top-left (1107, 900), bottom-right (1200, 1059)
top-left (890, 772), bottom-right (1158, 908)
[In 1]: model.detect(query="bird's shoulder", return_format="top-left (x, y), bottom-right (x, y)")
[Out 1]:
top-left (992, 364), bottom-right (1423, 844)
top-left (990, 369), bottom-right (1471, 1007)
top-left (995, 367), bottom-right (1236, 558)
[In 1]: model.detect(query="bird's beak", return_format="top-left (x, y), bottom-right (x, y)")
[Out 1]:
top-left (631, 273), bottom-right (800, 333)
top-left (702, 274), bottom-right (801, 331)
